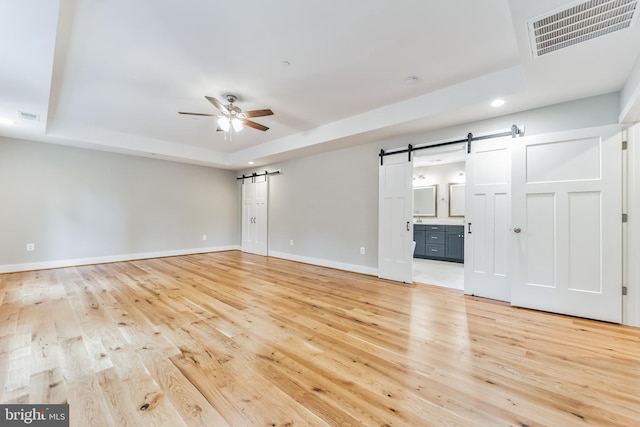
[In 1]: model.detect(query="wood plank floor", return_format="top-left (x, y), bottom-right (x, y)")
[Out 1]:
top-left (0, 251), bottom-right (639, 426)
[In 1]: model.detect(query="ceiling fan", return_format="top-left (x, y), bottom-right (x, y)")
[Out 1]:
top-left (179, 94), bottom-right (273, 133)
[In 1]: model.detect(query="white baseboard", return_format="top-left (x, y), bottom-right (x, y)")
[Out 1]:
top-left (268, 250), bottom-right (378, 276)
top-left (1, 247), bottom-right (378, 284)
top-left (0, 245), bottom-right (241, 273)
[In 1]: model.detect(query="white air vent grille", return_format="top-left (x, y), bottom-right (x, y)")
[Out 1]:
top-left (528, 0), bottom-right (639, 57)
top-left (18, 110), bottom-right (40, 121)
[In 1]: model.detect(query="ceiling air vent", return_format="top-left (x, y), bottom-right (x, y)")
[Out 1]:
top-left (527, 0), bottom-right (639, 58)
top-left (18, 110), bottom-right (40, 121)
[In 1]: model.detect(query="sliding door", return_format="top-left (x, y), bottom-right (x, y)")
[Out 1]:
top-left (464, 137), bottom-right (511, 302)
top-left (378, 152), bottom-right (413, 283)
top-left (242, 176), bottom-right (268, 256)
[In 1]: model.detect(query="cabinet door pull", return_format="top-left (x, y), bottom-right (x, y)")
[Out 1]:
top-left (406, 221), bottom-right (410, 231)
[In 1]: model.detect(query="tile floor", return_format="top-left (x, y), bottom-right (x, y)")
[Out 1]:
top-left (413, 258), bottom-right (464, 290)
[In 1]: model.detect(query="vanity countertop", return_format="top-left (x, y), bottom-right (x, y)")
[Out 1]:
top-left (414, 218), bottom-right (464, 225)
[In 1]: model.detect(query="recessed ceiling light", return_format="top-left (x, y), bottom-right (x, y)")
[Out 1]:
top-left (0, 118), bottom-right (15, 126)
top-left (491, 99), bottom-right (505, 107)
top-left (248, 161), bottom-right (255, 165)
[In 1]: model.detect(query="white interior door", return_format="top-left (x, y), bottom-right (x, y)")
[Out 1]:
top-left (242, 177), bottom-right (268, 256)
top-left (464, 137), bottom-right (511, 301)
top-left (378, 153), bottom-right (413, 283)
top-left (510, 125), bottom-right (622, 323)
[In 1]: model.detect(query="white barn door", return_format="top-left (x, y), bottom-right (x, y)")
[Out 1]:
top-left (242, 177), bottom-right (268, 256)
top-left (379, 153), bottom-right (413, 283)
top-left (510, 125), bottom-right (622, 323)
top-left (464, 137), bottom-right (511, 302)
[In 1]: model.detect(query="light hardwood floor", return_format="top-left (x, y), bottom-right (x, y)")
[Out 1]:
top-left (0, 251), bottom-right (638, 426)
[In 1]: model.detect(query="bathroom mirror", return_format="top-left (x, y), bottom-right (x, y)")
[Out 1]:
top-left (414, 185), bottom-right (437, 217)
top-left (449, 183), bottom-right (465, 217)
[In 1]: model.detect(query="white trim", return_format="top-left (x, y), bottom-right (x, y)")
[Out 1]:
top-left (0, 245), bottom-right (240, 274)
top-left (625, 124), bottom-right (640, 327)
top-left (269, 250), bottom-right (378, 277)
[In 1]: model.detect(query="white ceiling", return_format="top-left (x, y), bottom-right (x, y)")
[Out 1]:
top-left (2, 0), bottom-right (640, 170)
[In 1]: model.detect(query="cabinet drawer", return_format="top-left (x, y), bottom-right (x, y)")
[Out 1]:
top-left (425, 225), bottom-right (444, 231)
top-left (427, 231), bottom-right (445, 242)
top-left (426, 244), bottom-right (445, 256)
top-left (414, 224), bottom-right (427, 231)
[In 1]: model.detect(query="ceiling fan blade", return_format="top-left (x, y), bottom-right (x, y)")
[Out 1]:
top-left (242, 109), bottom-right (274, 118)
top-left (242, 119), bottom-right (269, 131)
top-left (205, 96), bottom-right (226, 111)
top-left (178, 112), bottom-right (217, 117)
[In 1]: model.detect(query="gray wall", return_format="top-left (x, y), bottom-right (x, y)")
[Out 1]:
top-left (0, 137), bottom-right (238, 268)
top-left (263, 143), bottom-right (380, 269)
top-left (405, 92), bottom-right (620, 146)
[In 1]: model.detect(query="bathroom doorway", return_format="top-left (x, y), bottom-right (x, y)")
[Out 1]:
top-left (412, 145), bottom-right (465, 290)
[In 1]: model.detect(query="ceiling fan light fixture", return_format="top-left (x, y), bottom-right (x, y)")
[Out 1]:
top-left (231, 118), bottom-right (243, 132)
top-left (218, 116), bottom-right (230, 132)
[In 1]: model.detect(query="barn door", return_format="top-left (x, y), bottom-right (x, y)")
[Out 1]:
top-left (242, 176), bottom-right (268, 256)
top-left (378, 152), bottom-right (413, 283)
top-left (464, 137), bottom-right (511, 302)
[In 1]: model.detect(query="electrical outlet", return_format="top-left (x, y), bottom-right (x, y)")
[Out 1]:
top-left (360, 247), bottom-right (365, 255)
top-left (290, 240), bottom-right (294, 246)
top-left (202, 234), bottom-right (207, 241)
top-left (26, 243), bottom-right (35, 252)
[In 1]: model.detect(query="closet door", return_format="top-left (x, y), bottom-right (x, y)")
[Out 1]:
top-left (242, 177), bottom-right (268, 256)
top-left (510, 125), bottom-right (622, 323)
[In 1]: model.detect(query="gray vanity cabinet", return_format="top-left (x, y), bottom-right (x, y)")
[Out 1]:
top-left (414, 225), bottom-right (427, 257)
top-left (413, 224), bottom-right (464, 263)
top-left (445, 225), bottom-right (464, 261)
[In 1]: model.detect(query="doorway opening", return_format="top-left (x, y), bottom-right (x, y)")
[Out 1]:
top-left (412, 145), bottom-right (465, 290)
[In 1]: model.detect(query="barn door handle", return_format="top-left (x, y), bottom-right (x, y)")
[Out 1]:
top-left (468, 222), bottom-right (472, 234)
top-left (406, 221), bottom-right (410, 231)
